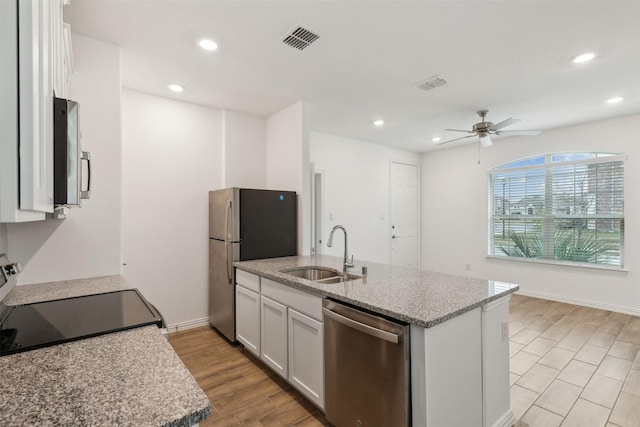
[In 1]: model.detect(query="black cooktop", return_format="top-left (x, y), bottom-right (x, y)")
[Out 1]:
top-left (0, 289), bottom-right (163, 356)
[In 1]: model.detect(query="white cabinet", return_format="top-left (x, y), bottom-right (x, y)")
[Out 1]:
top-left (0, 0), bottom-right (69, 222)
top-left (288, 308), bottom-right (324, 409)
top-left (235, 285), bottom-right (261, 357)
top-left (260, 295), bottom-right (288, 379)
top-left (411, 297), bottom-right (513, 427)
top-left (235, 270), bottom-right (325, 410)
top-left (482, 295), bottom-right (513, 427)
top-left (236, 270), bottom-right (261, 357)
top-left (411, 307), bottom-right (483, 427)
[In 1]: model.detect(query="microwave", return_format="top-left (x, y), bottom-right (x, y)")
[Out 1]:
top-left (53, 97), bottom-right (90, 207)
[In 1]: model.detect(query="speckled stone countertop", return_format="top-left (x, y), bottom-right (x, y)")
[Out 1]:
top-left (0, 275), bottom-right (211, 426)
top-left (3, 274), bottom-right (129, 306)
top-left (235, 255), bottom-right (519, 328)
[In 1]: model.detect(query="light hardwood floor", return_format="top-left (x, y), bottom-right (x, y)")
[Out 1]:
top-left (169, 296), bottom-right (640, 426)
top-left (168, 326), bottom-right (330, 426)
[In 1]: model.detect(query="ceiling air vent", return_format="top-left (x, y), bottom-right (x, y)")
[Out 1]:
top-left (281, 25), bottom-right (320, 51)
top-left (414, 75), bottom-right (448, 91)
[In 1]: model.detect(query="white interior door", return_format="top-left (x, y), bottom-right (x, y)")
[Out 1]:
top-left (390, 162), bottom-right (419, 267)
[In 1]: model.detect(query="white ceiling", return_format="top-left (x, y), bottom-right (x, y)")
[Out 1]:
top-left (65, 1), bottom-right (640, 153)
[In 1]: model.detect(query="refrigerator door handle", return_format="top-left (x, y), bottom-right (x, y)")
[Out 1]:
top-left (226, 242), bottom-right (233, 284)
top-left (224, 200), bottom-right (232, 243)
top-left (225, 200), bottom-right (233, 284)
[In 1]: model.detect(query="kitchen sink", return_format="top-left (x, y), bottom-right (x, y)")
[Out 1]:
top-left (281, 266), bottom-right (360, 283)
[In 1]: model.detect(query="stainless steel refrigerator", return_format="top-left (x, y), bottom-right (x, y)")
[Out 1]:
top-left (208, 188), bottom-right (297, 342)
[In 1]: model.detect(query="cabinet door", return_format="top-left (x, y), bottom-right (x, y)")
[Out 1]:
top-left (236, 285), bottom-right (260, 357)
top-left (288, 308), bottom-right (324, 409)
top-left (260, 295), bottom-right (288, 379)
top-left (18, 0), bottom-right (55, 214)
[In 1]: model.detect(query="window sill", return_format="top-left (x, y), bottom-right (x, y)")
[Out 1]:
top-left (485, 255), bottom-right (628, 273)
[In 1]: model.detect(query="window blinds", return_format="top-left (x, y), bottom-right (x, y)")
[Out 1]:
top-left (489, 154), bottom-right (625, 268)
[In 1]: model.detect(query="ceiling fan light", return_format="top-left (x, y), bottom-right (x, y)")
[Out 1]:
top-left (479, 134), bottom-right (492, 147)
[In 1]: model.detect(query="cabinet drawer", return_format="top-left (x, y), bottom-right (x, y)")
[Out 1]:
top-left (236, 269), bottom-right (260, 293)
top-left (261, 278), bottom-right (322, 321)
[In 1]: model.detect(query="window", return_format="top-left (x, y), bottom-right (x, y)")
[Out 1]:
top-left (488, 153), bottom-right (625, 268)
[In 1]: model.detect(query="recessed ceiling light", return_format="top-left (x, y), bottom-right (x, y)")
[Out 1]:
top-left (168, 84), bottom-right (184, 93)
top-left (373, 120), bottom-right (384, 126)
top-left (606, 96), bottom-right (624, 104)
top-left (197, 38), bottom-right (218, 51)
top-left (432, 137), bottom-right (441, 143)
top-left (572, 52), bottom-right (595, 64)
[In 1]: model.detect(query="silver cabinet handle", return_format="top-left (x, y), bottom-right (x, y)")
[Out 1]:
top-left (323, 307), bottom-right (400, 344)
top-left (80, 151), bottom-right (91, 199)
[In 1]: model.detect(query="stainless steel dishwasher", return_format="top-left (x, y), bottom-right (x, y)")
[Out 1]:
top-left (323, 299), bottom-right (410, 427)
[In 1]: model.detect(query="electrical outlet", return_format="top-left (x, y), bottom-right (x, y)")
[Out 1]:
top-left (502, 321), bottom-right (509, 341)
top-left (465, 264), bottom-right (471, 271)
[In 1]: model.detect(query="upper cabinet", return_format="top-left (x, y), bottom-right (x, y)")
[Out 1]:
top-left (0, 0), bottom-right (70, 223)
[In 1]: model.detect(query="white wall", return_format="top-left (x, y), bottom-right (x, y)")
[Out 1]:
top-left (121, 89), bottom-right (225, 327)
top-left (266, 101), bottom-right (311, 255)
top-left (222, 110), bottom-right (266, 188)
top-left (421, 114), bottom-right (640, 314)
top-left (310, 131), bottom-right (420, 264)
top-left (7, 35), bottom-right (123, 284)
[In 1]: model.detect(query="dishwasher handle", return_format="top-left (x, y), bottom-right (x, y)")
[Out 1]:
top-left (323, 307), bottom-right (400, 344)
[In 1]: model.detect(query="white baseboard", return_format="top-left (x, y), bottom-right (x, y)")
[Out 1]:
top-left (165, 317), bottom-right (210, 333)
top-left (490, 409), bottom-right (514, 427)
top-left (515, 289), bottom-right (640, 317)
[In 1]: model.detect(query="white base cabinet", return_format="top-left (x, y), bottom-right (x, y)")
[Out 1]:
top-left (235, 269), bottom-right (262, 357)
top-left (411, 295), bottom-right (513, 427)
top-left (235, 285), bottom-right (261, 357)
top-left (482, 295), bottom-right (514, 427)
top-left (288, 308), bottom-right (324, 409)
top-left (260, 295), bottom-right (288, 379)
top-left (235, 270), bottom-right (325, 410)
top-left (411, 307), bottom-right (483, 427)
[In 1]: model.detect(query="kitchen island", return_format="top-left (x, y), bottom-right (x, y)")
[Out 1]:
top-left (235, 254), bottom-right (518, 328)
top-left (235, 255), bottom-right (519, 427)
top-left (0, 276), bottom-right (210, 427)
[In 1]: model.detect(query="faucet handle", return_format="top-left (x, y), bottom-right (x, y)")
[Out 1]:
top-left (345, 255), bottom-right (355, 269)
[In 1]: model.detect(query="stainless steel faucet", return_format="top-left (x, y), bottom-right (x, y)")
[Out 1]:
top-left (327, 225), bottom-right (354, 272)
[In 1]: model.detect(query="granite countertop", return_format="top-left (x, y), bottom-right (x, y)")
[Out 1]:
top-left (0, 275), bottom-right (210, 427)
top-left (235, 255), bottom-right (519, 328)
top-left (3, 274), bottom-right (130, 306)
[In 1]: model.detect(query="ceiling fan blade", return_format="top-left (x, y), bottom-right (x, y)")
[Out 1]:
top-left (495, 130), bottom-right (541, 136)
top-left (444, 128), bottom-right (475, 134)
top-left (490, 118), bottom-right (521, 131)
top-left (436, 134), bottom-right (476, 145)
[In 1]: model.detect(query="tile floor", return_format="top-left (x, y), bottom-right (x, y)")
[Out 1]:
top-left (509, 294), bottom-right (640, 427)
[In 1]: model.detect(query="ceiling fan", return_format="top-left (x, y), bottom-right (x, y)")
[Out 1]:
top-left (438, 110), bottom-right (541, 147)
